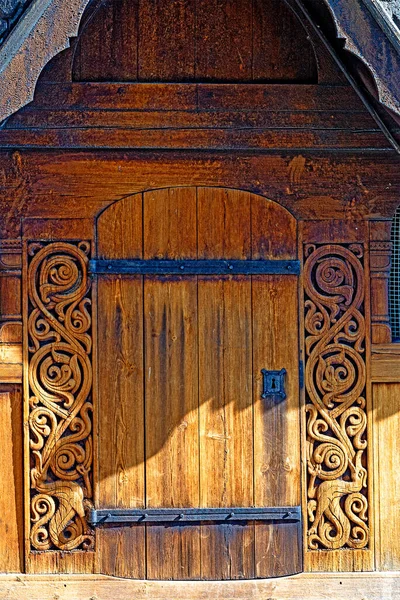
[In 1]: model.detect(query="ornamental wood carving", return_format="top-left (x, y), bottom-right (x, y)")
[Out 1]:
top-left (26, 241), bottom-right (94, 551)
top-left (304, 243), bottom-right (369, 550)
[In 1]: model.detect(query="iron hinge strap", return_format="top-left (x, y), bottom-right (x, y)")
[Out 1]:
top-left (299, 360), bottom-right (304, 390)
top-left (89, 259), bottom-right (300, 276)
top-left (89, 506), bottom-right (301, 526)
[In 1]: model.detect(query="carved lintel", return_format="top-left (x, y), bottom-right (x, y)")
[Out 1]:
top-left (26, 241), bottom-right (94, 552)
top-left (370, 240), bottom-right (392, 344)
top-left (304, 243), bottom-right (369, 551)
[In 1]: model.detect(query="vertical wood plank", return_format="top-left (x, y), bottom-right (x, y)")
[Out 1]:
top-left (252, 0), bottom-right (317, 82)
top-left (195, 0), bottom-right (253, 80)
top-left (197, 187), bottom-right (251, 260)
top-left (143, 187), bottom-right (198, 260)
top-left (198, 187), bottom-right (254, 579)
top-left (73, 0), bottom-right (139, 82)
top-left (144, 278), bottom-right (200, 580)
top-left (97, 195), bottom-right (143, 260)
top-left (144, 187), bottom-right (200, 580)
top-left (198, 278), bottom-right (254, 580)
top-left (369, 220), bottom-right (392, 344)
top-left (0, 386), bottom-right (23, 572)
top-left (97, 276), bottom-right (145, 509)
top-left (93, 188), bottom-right (301, 579)
top-left (251, 194), bottom-right (297, 260)
top-left (138, 0), bottom-right (196, 81)
top-left (252, 275), bottom-right (301, 577)
top-left (96, 194), bottom-right (145, 578)
top-left (27, 552), bottom-right (95, 575)
top-left (373, 383), bottom-right (400, 571)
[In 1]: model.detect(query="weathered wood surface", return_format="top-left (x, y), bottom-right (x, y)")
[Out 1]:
top-left (0, 0), bottom-right (399, 582)
top-left (370, 221), bottom-right (392, 344)
top-left (95, 187), bottom-right (301, 579)
top-left (373, 383), bottom-right (400, 571)
top-left (0, 573), bottom-right (399, 600)
top-left (0, 152), bottom-right (400, 242)
top-left (371, 345), bottom-right (400, 382)
top-left (0, 386), bottom-right (23, 572)
top-left (71, 0), bottom-right (317, 83)
top-left (1, 82), bottom-right (392, 151)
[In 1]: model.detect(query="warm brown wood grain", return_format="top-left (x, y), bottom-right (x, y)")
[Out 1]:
top-left (96, 526), bottom-right (145, 579)
top-left (373, 383), bottom-right (400, 571)
top-left (25, 83), bottom-right (366, 112)
top-left (251, 194), bottom-right (297, 260)
top-left (197, 187), bottom-right (252, 260)
top-left (94, 188), bottom-right (300, 579)
top-left (73, 0), bottom-right (139, 82)
top-left (143, 187), bottom-right (198, 260)
top-left (3, 80), bottom-right (389, 152)
top-left (22, 218), bottom-right (94, 242)
top-left (0, 344), bottom-right (22, 383)
top-left (198, 277), bottom-right (254, 579)
top-left (0, 151), bottom-right (397, 236)
top-left (144, 277), bottom-right (200, 580)
top-left (0, 152), bottom-right (398, 239)
top-left (0, 240), bottom-right (22, 346)
top-left (0, 386), bottom-right (23, 573)
top-left (7, 106), bottom-right (378, 132)
top-left (371, 345), bottom-right (400, 382)
top-left (0, 0), bottom-right (398, 578)
top-left (196, 188), bottom-right (251, 579)
top-left (252, 0), bottom-right (317, 82)
top-left (97, 275), bottom-right (145, 507)
top-left (305, 550), bottom-right (374, 573)
top-left (139, 0), bottom-right (195, 81)
top-left (71, 0), bottom-right (319, 83)
top-left (195, 0), bottom-right (253, 81)
top-left (26, 553), bottom-right (95, 575)
top-left (253, 275), bottom-right (301, 577)
top-left (96, 196), bottom-right (146, 578)
top-left (370, 221), bottom-right (392, 344)
top-left (143, 187), bottom-right (200, 580)
top-left (2, 572), bottom-right (399, 599)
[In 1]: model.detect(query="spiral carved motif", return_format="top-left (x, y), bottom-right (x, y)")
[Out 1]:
top-left (304, 243), bottom-right (369, 550)
top-left (27, 241), bottom-right (94, 551)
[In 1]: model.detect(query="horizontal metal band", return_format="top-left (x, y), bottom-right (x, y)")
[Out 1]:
top-left (89, 506), bottom-right (301, 525)
top-left (90, 259), bottom-right (300, 276)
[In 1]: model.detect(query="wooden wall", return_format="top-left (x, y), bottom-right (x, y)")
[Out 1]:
top-left (372, 354), bottom-right (400, 571)
top-left (0, 0), bottom-right (399, 580)
top-left (71, 0), bottom-right (318, 82)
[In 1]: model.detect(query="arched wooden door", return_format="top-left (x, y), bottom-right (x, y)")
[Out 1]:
top-left (92, 187), bottom-right (301, 580)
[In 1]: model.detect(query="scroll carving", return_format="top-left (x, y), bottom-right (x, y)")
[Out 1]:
top-left (27, 241), bottom-right (94, 551)
top-left (304, 243), bottom-right (369, 551)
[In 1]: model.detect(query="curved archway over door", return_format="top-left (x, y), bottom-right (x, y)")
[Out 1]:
top-left (94, 187), bottom-right (301, 580)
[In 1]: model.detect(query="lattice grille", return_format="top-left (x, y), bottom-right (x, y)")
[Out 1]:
top-left (390, 207), bottom-right (400, 341)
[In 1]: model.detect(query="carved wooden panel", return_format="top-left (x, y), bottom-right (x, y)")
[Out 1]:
top-left (26, 241), bottom-right (94, 552)
top-left (304, 243), bottom-right (369, 551)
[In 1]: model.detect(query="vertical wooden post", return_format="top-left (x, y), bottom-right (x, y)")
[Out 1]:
top-left (370, 221), bottom-right (392, 344)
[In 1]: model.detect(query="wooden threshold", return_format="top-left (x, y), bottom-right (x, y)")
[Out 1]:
top-left (0, 573), bottom-right (399, 600)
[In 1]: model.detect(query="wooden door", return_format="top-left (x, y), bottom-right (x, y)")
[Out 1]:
top-left (93, 187), bottom-right (301, 580)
